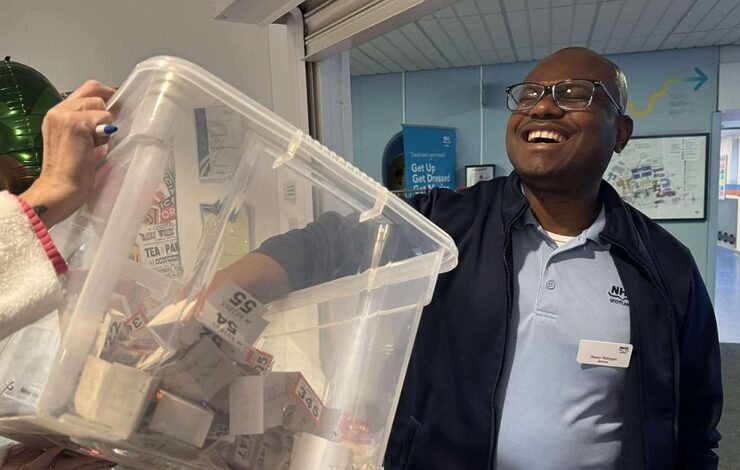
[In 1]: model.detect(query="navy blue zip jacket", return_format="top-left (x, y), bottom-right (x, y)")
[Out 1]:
top-left (258, 173), bottom-right (722, 469)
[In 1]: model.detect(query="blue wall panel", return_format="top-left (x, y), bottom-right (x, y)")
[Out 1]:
top-left (351, 73), bottom-right (403, 183)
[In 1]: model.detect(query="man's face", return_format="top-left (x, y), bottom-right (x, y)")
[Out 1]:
top-left (505, 52), bottom-right (631, 192)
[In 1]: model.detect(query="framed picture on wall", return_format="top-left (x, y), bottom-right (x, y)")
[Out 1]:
top-left (465, 164), bottom-right (496, 187)
top-left (605, 134), bottom-right (708, 221)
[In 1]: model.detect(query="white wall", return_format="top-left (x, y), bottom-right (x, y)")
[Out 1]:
top-left (1, 0), bottom-right (274, 108)
top-left (720, 45), bottom-right (740, 112)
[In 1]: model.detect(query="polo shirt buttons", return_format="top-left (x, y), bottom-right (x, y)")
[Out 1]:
top-left (545, 280), bottom-right (556, 290)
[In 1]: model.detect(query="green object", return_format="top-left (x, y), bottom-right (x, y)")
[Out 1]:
top-left (0, 56), bottom-right (62, 178)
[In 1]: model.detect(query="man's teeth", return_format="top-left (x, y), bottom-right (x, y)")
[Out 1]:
top-left (527, 130), bottom-right (567, 143)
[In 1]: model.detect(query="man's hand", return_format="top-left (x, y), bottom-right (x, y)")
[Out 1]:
top-left (20, 80), bottom-right (117, 227)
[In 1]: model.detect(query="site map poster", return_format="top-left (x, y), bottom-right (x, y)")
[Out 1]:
top-left (606, 135), bottom-right (707, 220)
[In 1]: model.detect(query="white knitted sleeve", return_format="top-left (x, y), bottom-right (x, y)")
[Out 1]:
top-left (0, 192), bottom-right (62, 341)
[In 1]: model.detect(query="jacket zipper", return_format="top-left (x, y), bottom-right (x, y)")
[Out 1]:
top-left (604, 236), bottom-right (681, 462)
top-left (487, 205), bottom-right (527, 470)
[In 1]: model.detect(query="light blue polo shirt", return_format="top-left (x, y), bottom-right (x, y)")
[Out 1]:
top-left (494, 206), bottom-right (631, 470)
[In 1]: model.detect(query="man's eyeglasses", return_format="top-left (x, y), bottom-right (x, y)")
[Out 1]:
top-left (505, 79), bottom-right (624, 115)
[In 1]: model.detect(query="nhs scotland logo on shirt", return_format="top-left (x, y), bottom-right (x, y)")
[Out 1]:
top-left (608, 285), bottom-right (630, 306)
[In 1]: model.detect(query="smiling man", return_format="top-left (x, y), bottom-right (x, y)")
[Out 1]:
top-left (216, 47), bottom-right (722, 470)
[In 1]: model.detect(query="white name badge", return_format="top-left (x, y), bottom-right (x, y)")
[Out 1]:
top-left (576, 340), bottom-right (633, 368)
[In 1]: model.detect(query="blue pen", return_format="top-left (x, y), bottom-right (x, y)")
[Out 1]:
top-left (94, 124), bottom-right (118, 138)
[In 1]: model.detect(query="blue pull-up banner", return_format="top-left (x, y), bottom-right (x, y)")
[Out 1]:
top-left (402, 125), bottom-right (457, 191)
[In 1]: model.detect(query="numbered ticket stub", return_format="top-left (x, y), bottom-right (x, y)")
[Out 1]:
top-left (149, 390), bottom-right (214, 448)
top-left (160, 338), bottom-right (238, 402)
top-left (262, 372), bottom-right (324, 431)
top-left (292, 374), bottom-right (324, 425)
top-left (92, 310), bottom-right (128, 358)
top-left (245, 347), bottom-right (274, 373)
top-left (207, 414), bottom-right (234, 442)
top-left (74, 356), bottom-right (157, 439)
top-left (125, 311), bottom-right (148, 335)
top-left (197, 281), bottom-right (268, 353)
top-left (229, 376), bottom-right (264, 435)
top-left (195, 323), bottom-right (274, 372)
top-left (231, 434), bottom-right (279, 470)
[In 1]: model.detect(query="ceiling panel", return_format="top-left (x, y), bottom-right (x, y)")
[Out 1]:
top-left (483, 13), bottom-right (514, 50)
top-left (591, 1), bottom-right (624, 42)
top-left (384, 29), bottom-right (438, 69)
top-left (723, 28), bottom-right (740, 44)
top-left (398, 23), bottom-right (452, 68)
top-left (453, 0), bottom-right (480, 16)
top-left (551, 6), bottom-right (574, 44)
top-left (622, 35), bottom-right (647, 52)
top-left (640, 34), bottom-right (665, 51)
top-left (679, 30), bottom-right (710, 48)
top-left (673, 0), bottom-right (720, 34)
top-left (571, 3), bottom-right (597, 43)
top-left (356, 42), bottom-right (406, 72)
top-left (696, 0), bottom-right (739, 32)
top-left (717, 4), bottom-right (740, 30)
top-left (610, 0), bottom-right (648, 40)
top-left (498, 48), bottom-right (517, 62)
top-left (660, 33), bottom-right (689, 50)
top-left (418, 17), bottom-right (470, 66)
top-left (631, 0), bottom-right (672, 38)
top-left (351, 49), bottom-right (392, 74)
top-left (528, 0), bottom-right (551, 9)
top-left (350, 0), bottom-right (740, 76)
top-left (605, 37), bottom-right (627, 54)
top-left (461, 15), bottom-right (496, 51)
top-left (697, 29), bottom-right (732, 47)
top-left (529, 9), bottom-right (552, 47)
top-left (651, 0), bottom-right (695, 36)
top-left (503, 0), bottom-right (527, 12)
top-left (507, 10), bottom-right (533, 48)
top-left (475, 0), bottom-right (501, 14)
top-left (369, 36), bottom-right (423, 71)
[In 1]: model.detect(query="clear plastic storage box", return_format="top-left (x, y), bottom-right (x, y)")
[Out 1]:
top-left (0, 56), bottom-right (457, 469)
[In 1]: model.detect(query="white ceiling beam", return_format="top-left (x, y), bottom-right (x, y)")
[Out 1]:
top-left (304, 0), bottom-right (461, 61)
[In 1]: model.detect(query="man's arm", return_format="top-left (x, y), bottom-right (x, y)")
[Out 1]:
top-left (676, 263), bottom-right (723, 469)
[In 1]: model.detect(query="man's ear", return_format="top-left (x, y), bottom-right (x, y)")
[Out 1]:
top-left (614, 115), bottom-right (634, 153)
